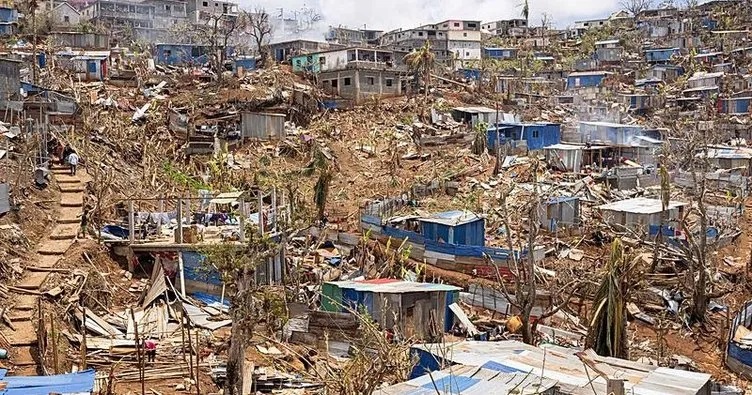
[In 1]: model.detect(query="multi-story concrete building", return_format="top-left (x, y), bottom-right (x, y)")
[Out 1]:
top-left (81, 0), bottom-right (188, 42)
top-left (290, 47), bottom-right (407, 103)
top-left (325, 26), bottom-right (383, 46)
top-left (380, 19), bottom-right (481, 68)
top-left (185, 0), bottom-right (237, 23)
top-left (0, 6), bottom-right (18, 36)
top-left (482, 19), bottom-right (528, 38)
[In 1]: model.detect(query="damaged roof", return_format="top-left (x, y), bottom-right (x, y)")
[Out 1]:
top-left (410, 341), bottom-right (712, 395)
top-left (328, 278), bottom-right (461, 294)
top-left (598, 197), bottom-right (687, 214)
top-left (418, 210), bottom-right (483, 226)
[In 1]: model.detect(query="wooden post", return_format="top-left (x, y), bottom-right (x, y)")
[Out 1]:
top-left (177, 198), bottom-right (183, 244)
top-left (178, 252), bottom-right (186, 298)
top-left (271, 187), bottom-right (277, 233)
top-left (50, 314), bottom-right (58, 374)
top-left (606, 379), bottom-right (625, 395)
top-left (128, 200), bottom-right (135, 243)
top-left (186, 319), bottom-right (195, 380)
top-left (238, 198), bottom-right (245, 242)
top-left (129, 308), bottom-right (145, 395)
top-left (81, 305), bottom-right (87, 370)
top-left (195, 330), bottom-right (200, 395)
top-left (158, 197), bottom-right (164, 229)
top-left (181, 313), bottom-right (187, 363)
top-left (257, 191), bottom-right (264, 235)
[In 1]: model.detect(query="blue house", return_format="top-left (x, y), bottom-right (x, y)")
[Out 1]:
top-left (644, 47), bottom-right (679, 63)
top-left (484, 47), bottom-right (518, 60)
top-left (155, 44), bottom-right (234, 66)
top-left (719, 97), bottom-right (752, 114)
top-left (233, 56), bottom-right (256, 74)
top-left (418, 210), bottom-right (485, 246)
top-left (321, 279), bottom-right (461, 339)
top-left (487, 122), bottom-right (561, 151)
top-left (0, 7), bottom-right (18, 36)
top-left (566, 71), bottom-right (609, 90)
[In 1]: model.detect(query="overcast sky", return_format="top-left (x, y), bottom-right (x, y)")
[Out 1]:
top-left (244, 0), bottom-right (625, 34)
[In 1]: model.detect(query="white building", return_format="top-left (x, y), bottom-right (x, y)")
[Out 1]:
top-left (380, 19), bottom-right (481, 68)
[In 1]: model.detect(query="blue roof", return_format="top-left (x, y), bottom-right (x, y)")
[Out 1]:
top-left (0, 369), bottom-right (96, 395)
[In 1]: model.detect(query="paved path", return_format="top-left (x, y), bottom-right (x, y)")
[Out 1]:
top-left (2, 165), bottom-right (84, 374)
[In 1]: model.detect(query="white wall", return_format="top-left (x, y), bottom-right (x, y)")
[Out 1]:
top-left (320, 49), bottom-right (350, 72)
top-left (446, 30), bottom-right (481, 41)
top-left (448, 40), bottom-right (481, 60)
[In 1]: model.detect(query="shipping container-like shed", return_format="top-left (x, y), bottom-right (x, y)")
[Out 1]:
top-left (418, 210), bottom-right (485, 246)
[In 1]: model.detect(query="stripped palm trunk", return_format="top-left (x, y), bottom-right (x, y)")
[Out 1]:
top-left (587, 238), bottom-right (630, 358)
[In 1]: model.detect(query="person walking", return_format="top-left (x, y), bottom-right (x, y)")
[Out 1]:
top-left (144, 339), bottom-right (157, 363)
top-left (77, 205), bottom-right (90, 240)
top-left (67, 151), bottom-right (79, 176)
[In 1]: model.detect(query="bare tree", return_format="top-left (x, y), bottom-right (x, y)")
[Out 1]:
top-left (248, 8), bottom-right (273, 64)
top-left (494, 158), bottom-right (585, 344)
top-left (621, 0), bottom-right (654, 16)
top-left (202, 227), bottom-right (279, 395)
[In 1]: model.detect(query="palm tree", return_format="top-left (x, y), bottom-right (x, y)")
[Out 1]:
top-left (302, 142), bottom-right (334, 222)
top-left (520, 0), bottom-right (530, 34)
top-left (403, 40), bottom-right (435, 98)
top-left (586, 238), bottom-right (633, 358)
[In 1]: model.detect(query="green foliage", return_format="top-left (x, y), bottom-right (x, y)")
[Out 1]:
top-left (404, 41), bottom-right (436, 92)
top-left (303, 142), bottom-right (334, 220)
top-left (472, 121), bottom-right (488, 155)
top-left (161, 161), bottom-right (210, 191)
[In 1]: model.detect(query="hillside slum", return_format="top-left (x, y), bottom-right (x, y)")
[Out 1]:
top-left (1, 1), bottom-right (752, 394)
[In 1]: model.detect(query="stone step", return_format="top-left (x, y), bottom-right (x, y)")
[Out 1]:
top-left (54, 175), bottom-right (81, 184)
top-left (10, 346), bottom-right (37, 367)
top-left (58, 208), bottom-right (81, 224)
top-left (8, 310), bottom-right (34, 322)
top-left (33, 254), bottom-right (61, 268)
top-left (60, 193), bottom-right (83, 208)
top-left (16, 272), bottom-right (49, 290)
top-left (37, 241), bottom-right (70, 256)
top-left (49, 223), bottom-right (79, 241)
top-left (1, 320), bottom-right (38, 346)
top-left (59, 185), bottom-right (85, 193)
top-left (12, 294), bottom-right (37, 311)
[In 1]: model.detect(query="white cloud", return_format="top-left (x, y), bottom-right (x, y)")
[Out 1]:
top-left (243, 0), bottom-right (623, 37)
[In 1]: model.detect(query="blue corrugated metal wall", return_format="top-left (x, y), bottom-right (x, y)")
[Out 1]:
top-left (410, 348), bottom-right (447, 379)
top-left (566, 74), bottom-right (605, 89)
top-left (181, 251), bottom-right (223, 286)
top-left (453, 219), bottom-right (485, 246)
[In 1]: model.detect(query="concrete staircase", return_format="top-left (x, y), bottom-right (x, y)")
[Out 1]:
top-left (1, 164), bottom-right (84, 374)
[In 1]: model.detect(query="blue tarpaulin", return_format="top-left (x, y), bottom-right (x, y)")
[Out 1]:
top-left (191, 291), bottom-right (230, 308)
top-left (0, 369), bottom-right (95, 395)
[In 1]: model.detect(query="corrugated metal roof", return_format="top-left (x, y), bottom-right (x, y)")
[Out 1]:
top-left (418, 210), bottom-right (482, 226)
top-left (579, 121), bottom-right (644, 128)
top-left (595, 39), bottom-right (620, 45)
top-left (568, 71), bottom-right (611, 77)
top-left (688, 71), bottom-right (724, 81)
top-left (543, 143), bottom-right (583, 150)
top-left (210, 191), bottom-right (244, 204)
top-left (598, 197), bottom-right (687, 214)
top-left (406, 341), bottom-right (710, 395)
top-left (377, 365), bottom-right (558, 395)
top-left (453, 106), bottom-right (498, 114)
top-left (328, 279), bottom-right (461, 294)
